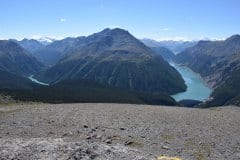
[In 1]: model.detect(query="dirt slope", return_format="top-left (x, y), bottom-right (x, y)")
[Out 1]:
top-left (0, 103), bottom-right (239, 160)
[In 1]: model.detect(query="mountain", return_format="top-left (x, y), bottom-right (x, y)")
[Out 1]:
top-left (175, 35), bottom-right (240, 88)
top-left (142, 38), bottom-right (197, 54)
top-left (151, 47), bottom-right (175, 61)
top-left (37, 28), bottom-right (186, 95)
top-left (11, 38), bottom-right (45, 52)
top-left (0, 40), bottom-right (44, 76)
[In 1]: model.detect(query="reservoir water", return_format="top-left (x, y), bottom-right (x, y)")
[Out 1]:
top-left (28, 75), bottom-right (49, 86)
top-left (170, 62), bottom-right (212, 101)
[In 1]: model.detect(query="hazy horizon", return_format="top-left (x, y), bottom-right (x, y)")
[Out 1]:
top-left (1, 27), bottom-right (237, 42)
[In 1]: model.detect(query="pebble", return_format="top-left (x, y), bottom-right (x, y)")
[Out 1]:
top-left (86, 148), bottom-right (98, 159)
top-left (125, 140), bottom-right (134, 146)
top-left (162, 146), bottom-right (169, 150)
top-left (95, 135), bottom-right (102, 139)
top-left (105, 139), bottom-right (112, 144)
top-left (48, 131), bottom-right (54, 135)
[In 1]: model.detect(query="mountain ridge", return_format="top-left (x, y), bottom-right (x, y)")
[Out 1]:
top-left (36, 28), bottom-right (186, 95)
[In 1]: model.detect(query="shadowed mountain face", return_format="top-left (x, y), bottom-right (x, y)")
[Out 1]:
top-left (33, 37), bottom-right (79, 66)
top-left (204, 68), bottom-right (240, 107)
top-left (175, 35), bottom-right (240, 88)
top-left (151, 47), bottom-right (175, 61)
top-left (37, 28), bottom-right (186, 95)
top-left (0, 40), bottom-right (43, 76)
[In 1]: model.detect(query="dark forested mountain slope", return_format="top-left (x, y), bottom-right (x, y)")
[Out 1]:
top-left (203, 68), bottom-right (240, 107)
top-left (37, 28), bottom-right (186, 95)
top-left (4, 79), bottom-right (178, 106)
top-left (175, 35), bottom-right (240, 88)
top-left (0, 40), bottom-right (43, 76)
top-left (0, 70), bottom-right (37, 89)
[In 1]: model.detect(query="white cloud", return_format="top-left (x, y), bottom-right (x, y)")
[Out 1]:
top-left (60, 18), bottom-right (67, 22)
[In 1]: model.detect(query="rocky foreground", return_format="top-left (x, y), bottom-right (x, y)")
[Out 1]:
top-left (0, 103), bottom-right (239, 160)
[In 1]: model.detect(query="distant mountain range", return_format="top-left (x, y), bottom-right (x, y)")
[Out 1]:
top-left (1, 28), bottom-right (240, 107)
top-left (141, 38), bottom-right (197, 54)
top-left (10, 38), bottom-right (45, 52)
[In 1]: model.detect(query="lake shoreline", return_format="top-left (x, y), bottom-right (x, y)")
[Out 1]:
top-left (169, 62), bottom-right (212, 101)
top-left (172, 62), bottom-right (213, 89)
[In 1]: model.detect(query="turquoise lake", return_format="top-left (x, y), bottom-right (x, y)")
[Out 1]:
top-left (170, 62), bottom-right (212, 101)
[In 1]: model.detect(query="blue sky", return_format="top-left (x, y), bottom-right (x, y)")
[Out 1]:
top-left (0, 0), bottom-right (239, 41)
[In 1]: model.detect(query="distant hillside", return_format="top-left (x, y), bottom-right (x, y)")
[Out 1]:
top-left (0, 40), bottom-right (44, 76)
top-left (141, 38), bottom-right (197, 54)
top-left (3, 79), bottom-right (178, 106)
top-left (151, 47), bottom-right (175, 61)
top-left (36, 28), bottom-right (186, 95)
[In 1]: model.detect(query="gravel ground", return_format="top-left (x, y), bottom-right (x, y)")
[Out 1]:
top-left (0, 103), bottom-right (240, 160)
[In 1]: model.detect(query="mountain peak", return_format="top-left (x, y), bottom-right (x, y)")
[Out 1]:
top-left (226, 34), bottom-right (240, 42)
top-left (111, 27), bottom-right (129, 33)
top-left (98, 28), bottom-right (130, 36)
